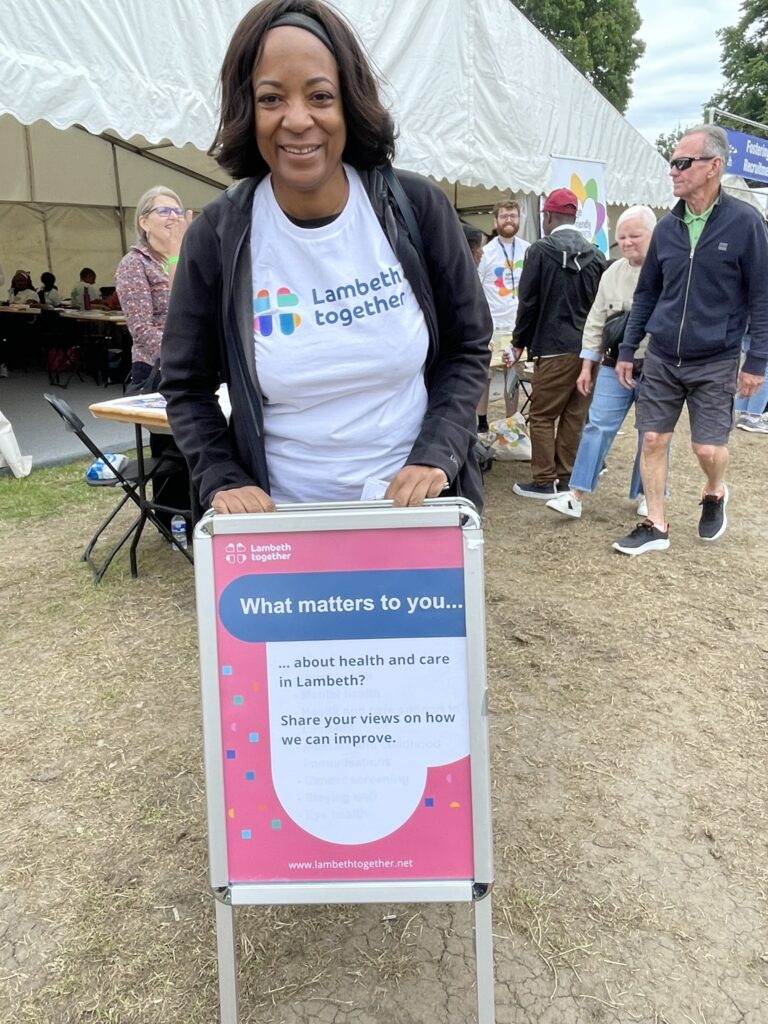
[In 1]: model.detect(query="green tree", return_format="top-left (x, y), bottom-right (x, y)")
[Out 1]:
top-left (654, 126), bottom-right (689, 162)
top-left (708, 0), bottom-right (768, 126)
top-left (514, 0), bottom-right (645, 113)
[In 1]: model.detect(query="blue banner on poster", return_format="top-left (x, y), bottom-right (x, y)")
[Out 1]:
top-left (725, 129), bottom-right (768, 184)
top-left (218, 568), bottom-right (466, 642)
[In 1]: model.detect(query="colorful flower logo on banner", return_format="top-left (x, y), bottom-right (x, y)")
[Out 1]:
top-left (569, 173), bottom-right (608, 255)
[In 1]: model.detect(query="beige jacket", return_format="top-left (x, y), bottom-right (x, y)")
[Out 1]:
top-left (580, 258), bottom-right (643, 361)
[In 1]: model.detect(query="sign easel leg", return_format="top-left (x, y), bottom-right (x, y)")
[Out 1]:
top-left (474, 894), bottom-right (496, 1023)
top-left (215, 897), bottom-right (240, 1024)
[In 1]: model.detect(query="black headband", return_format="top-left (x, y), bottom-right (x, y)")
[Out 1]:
top-left (268, 12), bottom-right (337, 57)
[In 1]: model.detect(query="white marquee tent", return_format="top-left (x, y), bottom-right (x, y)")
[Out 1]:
top-left (0, 0), bottom-right (672, 290)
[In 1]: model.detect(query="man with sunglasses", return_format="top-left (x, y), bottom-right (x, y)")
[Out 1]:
top-left (612, 124), bottom-right (768, 556)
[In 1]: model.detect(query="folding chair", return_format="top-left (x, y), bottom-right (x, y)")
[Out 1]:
top-left (44, 393), bottom-right (193, 582)
top-left (518, 363), bottom-right (535, 422)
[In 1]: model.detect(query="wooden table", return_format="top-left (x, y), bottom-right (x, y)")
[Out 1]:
top-left (0, 305), bottom-right (41, 316)
top-left (58, 309), bottom-right (126, 325)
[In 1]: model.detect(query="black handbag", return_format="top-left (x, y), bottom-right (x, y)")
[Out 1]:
top-left (601, 310), bottom-right (630, 366)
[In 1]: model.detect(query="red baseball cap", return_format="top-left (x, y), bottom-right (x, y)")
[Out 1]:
top-left (543, 188), bottom-right (579, 214)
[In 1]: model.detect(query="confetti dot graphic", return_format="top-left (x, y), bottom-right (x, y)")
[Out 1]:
top-left (241, 829), bottom-right (252, 840)
top-left (226, 750), bottom-right (236, 760)
top-left (248, 732), bottom-right (260, 743)
top-left (424, 798), bottom-right (434, 808)
top-left (245, 771), bottom-right (255, 781)
top-left (221, 666), bottom-right (233, 676)
top-left (271, 819), bottom-right (282, 830)
top-left (449, 801), bottom-right (460, 809)
top-left (228, 808), bottom-right (235, 819)
top-left (233, 695), bottom-right (244, 706)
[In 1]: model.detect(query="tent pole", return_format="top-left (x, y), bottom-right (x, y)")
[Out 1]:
top-left (23, 125), bottom-right (53, 271)
top-left (112, 142), bottom-right (128, 255)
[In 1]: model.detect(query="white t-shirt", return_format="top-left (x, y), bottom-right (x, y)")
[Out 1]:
top-left (477, 234), bottom-right (530, 331)
top-left (250, 167), bottom-right (429, 504)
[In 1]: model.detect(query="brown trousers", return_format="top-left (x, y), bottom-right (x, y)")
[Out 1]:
top-left (529, 353), bottom-right (592, 484)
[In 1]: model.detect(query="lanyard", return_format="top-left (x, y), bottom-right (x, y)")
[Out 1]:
top-left (497, 236), bottom-right (516, 268)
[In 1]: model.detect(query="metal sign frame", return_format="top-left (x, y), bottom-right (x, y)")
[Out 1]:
top-left (193, 498), bottom-right (494, 1023)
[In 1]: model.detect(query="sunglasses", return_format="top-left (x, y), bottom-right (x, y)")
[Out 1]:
top-left (149, 205), bottom-right (185, 217)
top-left (669, 155), bottom-right (716, 172)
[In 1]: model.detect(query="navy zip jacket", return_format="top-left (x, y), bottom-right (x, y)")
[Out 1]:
top-left (160, 167), bottom-right (492, 510)
top-left (619, 191), bottom-right (768, 375)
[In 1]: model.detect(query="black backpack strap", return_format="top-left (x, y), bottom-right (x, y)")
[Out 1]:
top-left (381, 164), bottom-right (427, 269)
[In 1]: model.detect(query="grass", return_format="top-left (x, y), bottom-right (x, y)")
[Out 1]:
top-left (0, 454), bottom-right (136, 522)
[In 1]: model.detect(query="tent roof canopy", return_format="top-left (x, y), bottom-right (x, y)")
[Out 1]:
top-left (0, 0), bottom-right (672, 207)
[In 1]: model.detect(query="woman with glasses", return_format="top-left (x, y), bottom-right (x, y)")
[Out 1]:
top-left (116, 186), bottom-right (193, 535)
top-left (161, 0), bottom-right (490, 516)
top-left (116, 186), bottom-right (191, 394)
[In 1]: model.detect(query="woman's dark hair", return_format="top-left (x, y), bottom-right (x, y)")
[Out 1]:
top-left (211, 0), bottom-right (396, 179)
top-left (40, 272), bottom-right (56, 289)
top-left (462, 224), bottom-right (484, 250)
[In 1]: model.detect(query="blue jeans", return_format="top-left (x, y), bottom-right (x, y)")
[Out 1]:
top-left (570, 365), bottom-right (643, 498)
top-left (735, 335), bottom-right (768, 414)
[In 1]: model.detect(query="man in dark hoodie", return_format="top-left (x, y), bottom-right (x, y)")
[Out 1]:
top-left (510, 188), bottom-right (606, 499)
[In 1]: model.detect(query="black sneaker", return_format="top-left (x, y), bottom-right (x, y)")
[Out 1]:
top-left (477, 415), bottom-right (489, 433)
top-left (612, 519), bottom-right (670, 556)
top-left (698, 484), bottom-right (728, 541)
top-left (512, 480), bottom-right (558, 499)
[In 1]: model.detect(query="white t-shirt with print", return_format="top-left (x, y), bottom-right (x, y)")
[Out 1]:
top-left (477, 234), bottom-right (530, 331)
top-left (250, 167), bottom-right (429, 504)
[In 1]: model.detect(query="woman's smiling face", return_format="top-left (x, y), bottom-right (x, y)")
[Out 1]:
top-left (252, 26), bottom-right (348, 217)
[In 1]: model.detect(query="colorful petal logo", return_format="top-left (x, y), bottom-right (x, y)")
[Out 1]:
top-left (492, 258), bottom-right (526, 297)
top-left (569, 173), bottom-right (608, 255)
top-left (254, 287), bottom-right (302, 337)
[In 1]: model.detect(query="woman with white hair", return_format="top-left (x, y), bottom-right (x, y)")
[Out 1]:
top-left (115, 185), bottom-right (191, 393)
top-left (547, 205), bottom-right (659, 519)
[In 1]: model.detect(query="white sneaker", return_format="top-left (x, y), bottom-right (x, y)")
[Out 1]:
top-left (0, 363), bottom-right (8, 378)
top-left (737, 413), bottom-right (768, 434)
top-left (636, 496), bottom-right (648, 518)
top-left (546, 490), bottom-right (582, 519)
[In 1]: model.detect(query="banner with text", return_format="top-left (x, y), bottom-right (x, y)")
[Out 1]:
top-left (211, 527), bottom-right (474, 884)
top-left (549, 156), bottom-right (609, 255)
top-left (725, 128), bottom-right (768, 185)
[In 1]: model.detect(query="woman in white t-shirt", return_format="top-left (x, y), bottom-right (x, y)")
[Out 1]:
top-left (162, 0), bottom-right (491, 515)
top-left (8, 270), bottom-right (39, 305)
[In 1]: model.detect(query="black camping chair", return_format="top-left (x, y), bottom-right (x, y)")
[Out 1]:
top-left (44, 393), bottom-right (193, 582)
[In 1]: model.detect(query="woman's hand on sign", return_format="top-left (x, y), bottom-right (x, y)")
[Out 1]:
top-left (385, 465), bottom-right (449, 507)
top-left (211, 485), bottom-right (276, 514)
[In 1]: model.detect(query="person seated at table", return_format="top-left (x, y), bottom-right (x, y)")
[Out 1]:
top-left (38, 271), bottom-right (61, 307)
top-left (115, 186), bottom-right (190, 394)
top-left (8, 270), bottom-right (39, 305)
top-left (70, 268), bottom-right (105, 310)
top-left (161, 0), bottom-right (491, 516)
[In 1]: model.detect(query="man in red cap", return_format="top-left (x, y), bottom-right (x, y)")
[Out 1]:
top-left (510, 188), bottom-right (606, 499)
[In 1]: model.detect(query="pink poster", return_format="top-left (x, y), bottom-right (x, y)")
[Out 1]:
top-left (211, 527), bottom-right (474, 883)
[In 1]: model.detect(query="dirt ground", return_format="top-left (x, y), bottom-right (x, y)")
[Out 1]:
top-left (2, 412), bottom-right (767, 1024)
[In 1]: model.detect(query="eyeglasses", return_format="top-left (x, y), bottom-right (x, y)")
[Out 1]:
top-left (669, 155), bottom-right (716, 172)
top-left (149, 205), bottom-right (185, 217)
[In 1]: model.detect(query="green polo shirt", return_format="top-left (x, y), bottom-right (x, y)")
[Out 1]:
top-left (683, 197), bottom-right (717, 249)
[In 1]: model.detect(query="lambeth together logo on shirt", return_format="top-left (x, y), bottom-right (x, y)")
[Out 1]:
top-left (254, 266), bottom-right (408, 337)
top-left (253, 287), bottom-right (302, 337)
top-left (492, 258), bottom-right (525, 298)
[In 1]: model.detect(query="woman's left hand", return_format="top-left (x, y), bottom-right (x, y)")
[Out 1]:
top-left (385, 465), bottom-right (449, 507)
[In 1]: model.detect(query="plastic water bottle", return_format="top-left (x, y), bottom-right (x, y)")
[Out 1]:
top-left (170, 515), bottom-right (188, 551)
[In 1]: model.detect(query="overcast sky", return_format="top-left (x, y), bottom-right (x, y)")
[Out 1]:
top-left (625, 0), bottom-right (743, 142)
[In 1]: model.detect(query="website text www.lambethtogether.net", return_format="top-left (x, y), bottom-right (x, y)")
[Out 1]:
top-left (287, 858), bottom-right (414, 871)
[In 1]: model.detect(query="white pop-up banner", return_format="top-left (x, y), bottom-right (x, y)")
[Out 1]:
top-left (549, 155), bottom-right (609, 255)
